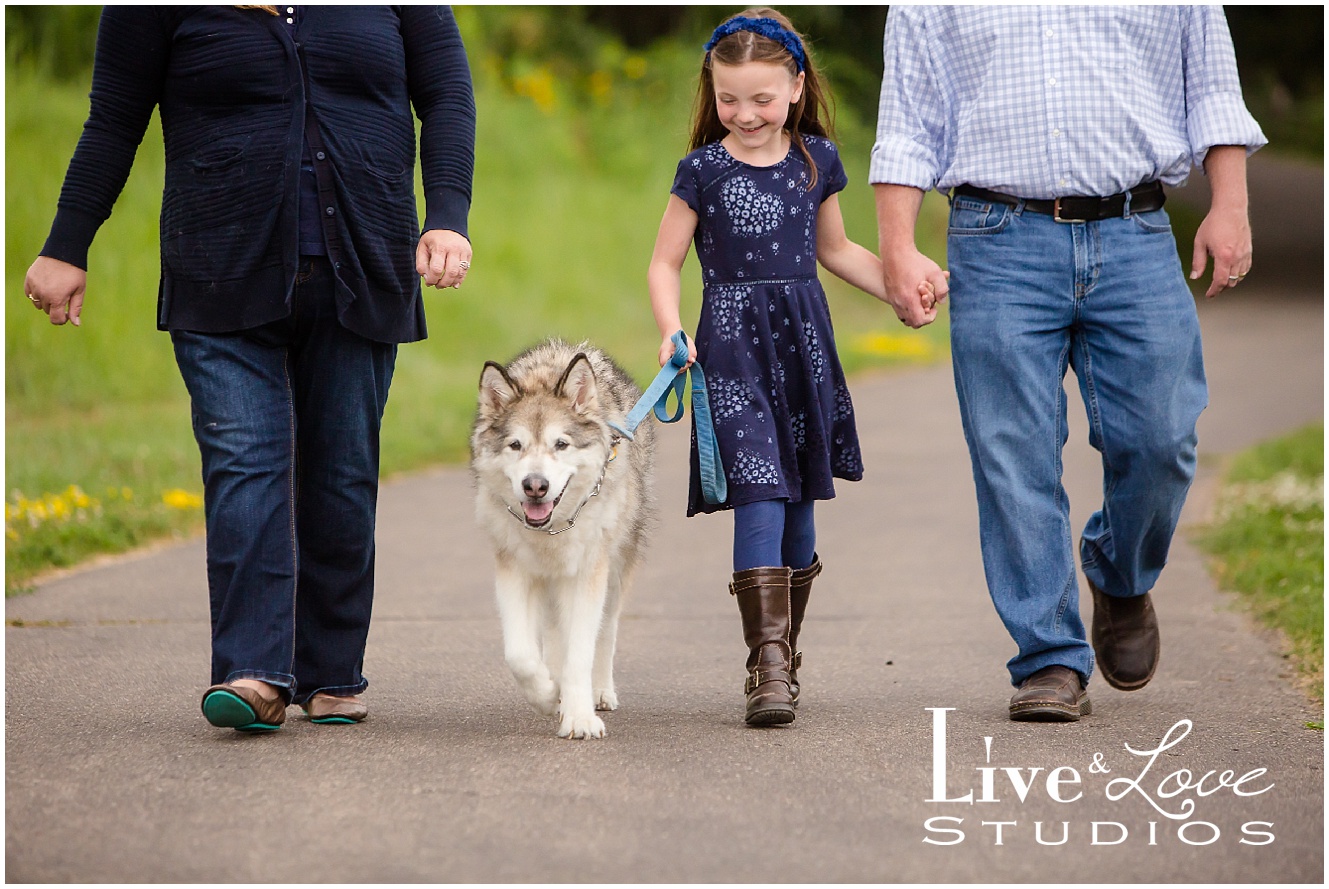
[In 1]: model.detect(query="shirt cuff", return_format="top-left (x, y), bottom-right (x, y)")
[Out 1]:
top-left (40, 205), bottom-right (103, 271)
top-left (868, 137), bottom-right (939, 191)
top-left (1186, 91), bottom-right (1269, 167)
top-left (422, 186), bottom-right (471, 242)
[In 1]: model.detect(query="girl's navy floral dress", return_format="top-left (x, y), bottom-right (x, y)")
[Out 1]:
top-left (671, 134), bottom-right (863, 516)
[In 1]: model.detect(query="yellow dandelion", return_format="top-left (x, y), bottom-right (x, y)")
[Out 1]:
top-left (588, 70), bottom-right (613, 105)
top-left (852, 332), bottom-right (936, 360)
top-left (514, 67), bottom-right (558, 114)
top-left (623, 56), bottom-right (647, 80)
top-left (162, 489), bottom-right (204, 510)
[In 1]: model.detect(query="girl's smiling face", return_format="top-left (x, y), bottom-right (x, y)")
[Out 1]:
top-left (711, 60), bottom-right (805, 162)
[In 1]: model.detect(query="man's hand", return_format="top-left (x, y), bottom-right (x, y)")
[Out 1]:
top-left (1192, 144), bottom-right (1253, 299)
top-left (875, 183), bottom-right (949, 328)
top-left (884, 245), bottom-right (949, 328)
top-left (1191, 204), bottom-right (1252, 298)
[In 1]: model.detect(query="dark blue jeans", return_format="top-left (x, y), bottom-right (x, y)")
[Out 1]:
top-left (172, 257), bottom-right (396, 704)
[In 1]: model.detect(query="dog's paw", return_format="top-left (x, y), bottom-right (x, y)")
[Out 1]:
top-left (594, 688), bottom-right (619, 711)
top-left (557, 710), bottom-right (606, 740)
top-left (522, 679), bottom-right (560, 717)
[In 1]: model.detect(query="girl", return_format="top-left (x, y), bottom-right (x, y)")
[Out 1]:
top-left (648, 8), bottom-right (935, 726)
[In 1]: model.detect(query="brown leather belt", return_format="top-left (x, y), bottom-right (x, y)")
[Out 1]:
top-left (952, 181), bottom-right (1166, 222)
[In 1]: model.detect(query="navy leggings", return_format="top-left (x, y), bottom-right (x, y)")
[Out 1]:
top-left (733, 499), bottom-right (816, 572)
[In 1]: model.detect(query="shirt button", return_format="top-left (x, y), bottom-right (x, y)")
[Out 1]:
top-left (1045, 28), bottom-right (1054, 37)
top-left (325, 207), bottom-right (336, 217)
top-left (1058, 178), bottom-right (1068, 187)
top-left (286, 18), bottom-right (294, 25)
top-left (315, 151), bottom-right (326, 161)
top-left (1052, 128), bottom-right (1061, 137)
top-left (1048, 77), bottom-right (1057, 86)
top-left (286, 6), bottom-right (294, 12)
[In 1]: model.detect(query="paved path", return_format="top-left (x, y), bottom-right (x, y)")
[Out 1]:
top-left (6, 156), bottom-right (1323, 882)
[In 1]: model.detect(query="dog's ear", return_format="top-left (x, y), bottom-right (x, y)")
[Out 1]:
top-left (478, 362), bottom-right (520, 417)
top-left (555, 353), bottom-right (598, 415)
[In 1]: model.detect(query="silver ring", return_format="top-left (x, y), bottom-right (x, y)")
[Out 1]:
top-left (458, 260), bottom-right (471, 270)
top-left (27, 293), bottom-right (39, 305)
top-left (1228, 274), bottom-right (1244, 281)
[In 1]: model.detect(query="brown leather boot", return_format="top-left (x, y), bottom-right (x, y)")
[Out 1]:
top-left (788, 555), bottom-right (822, 705)
top-left (730, 566), bottom-right (796, 725)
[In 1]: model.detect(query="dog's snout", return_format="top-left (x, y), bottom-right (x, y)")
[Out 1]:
top-left (522, 474), bottom-right (549, 499)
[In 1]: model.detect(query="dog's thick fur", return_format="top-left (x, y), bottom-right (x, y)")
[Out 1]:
top-left (470, 339), bottom-right (655, 739)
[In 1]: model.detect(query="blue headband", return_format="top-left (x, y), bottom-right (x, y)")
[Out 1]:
top-left (704, 16), bottom-right (806, 73)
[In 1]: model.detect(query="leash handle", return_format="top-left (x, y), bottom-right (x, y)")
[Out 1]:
top-left (610, 331), bottom-right (728, 505)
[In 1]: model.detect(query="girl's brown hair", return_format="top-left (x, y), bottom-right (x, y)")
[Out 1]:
top-left (688, 7), bottom-right (835, 189)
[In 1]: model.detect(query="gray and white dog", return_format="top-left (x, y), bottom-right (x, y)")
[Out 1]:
top-left (470, 339), bottom-right (655, 739)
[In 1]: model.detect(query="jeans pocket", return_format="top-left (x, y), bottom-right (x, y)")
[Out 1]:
top-left (1130, 208), bottom-right (1173, 234)
top-left (948, 197), bottom-right (1012, 236)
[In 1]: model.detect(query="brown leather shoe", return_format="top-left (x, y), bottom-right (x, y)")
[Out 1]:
top-left (1089, 578), bottom-right (1160, 691)
top-left (302, 693), bottom-right (368, 725)
top-left (1009, 666), bottom-right (1091, 722)
top-left (788, 555), bottom-right (822, 705)
top-left (201, 683), bottom-right (287, 732)
top-left (731, 566), bottom-right (795, 726)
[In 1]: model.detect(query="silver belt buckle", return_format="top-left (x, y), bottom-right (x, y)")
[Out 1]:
top-left (1052, 197), bottom-right (1084, 224)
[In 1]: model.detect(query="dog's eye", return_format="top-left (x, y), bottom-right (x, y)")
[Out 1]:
top-left (554, 439), bottom-right (570, 451)
top-left (507, 440), bottom-right (522, 452)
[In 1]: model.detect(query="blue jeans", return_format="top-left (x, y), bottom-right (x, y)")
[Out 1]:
top-left (946, 196), bottom-right (1207, 686)
top-left (172, 257), bottom-right (396, 704)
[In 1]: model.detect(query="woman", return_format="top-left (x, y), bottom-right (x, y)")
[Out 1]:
top-left (24, 6), bottom-right (476, 731)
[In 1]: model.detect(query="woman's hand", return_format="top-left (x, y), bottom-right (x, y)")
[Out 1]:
top-left (24, 256), bottom-right (87, 327)
top-left (416, 229), bottom-right (472, 289)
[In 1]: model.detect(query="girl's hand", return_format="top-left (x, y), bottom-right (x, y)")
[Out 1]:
top-left (416, 229), bottom-right (472, 289)
top-left (25, 256), bottom-right (87, 327)
top-left (659, 334), bottom-right (696, 370)
top-left (916, 276), bottom-right (948, 318)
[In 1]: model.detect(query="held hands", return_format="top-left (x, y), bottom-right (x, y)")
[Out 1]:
top-left (24, 256), bottom-right (87, 327)
top-left (1191, 204), bottom-right (1252, 299)
top-left (416, 228), bottom-right (472, 289)
top-left (883, 245), bottom-right (949, 328)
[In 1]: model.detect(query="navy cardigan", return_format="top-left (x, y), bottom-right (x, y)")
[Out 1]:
top-left (41, 6), bottom-right (476, 344)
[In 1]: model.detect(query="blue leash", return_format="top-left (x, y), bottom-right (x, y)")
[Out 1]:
top-left (609, 331), bottom-right (727, 505)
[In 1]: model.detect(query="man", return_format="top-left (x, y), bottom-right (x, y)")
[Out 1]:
top-left (871, 7), bottom-right (1266, 720)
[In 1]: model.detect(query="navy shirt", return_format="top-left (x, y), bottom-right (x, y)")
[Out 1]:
top-left (41, 6), bottom-right (475, 343)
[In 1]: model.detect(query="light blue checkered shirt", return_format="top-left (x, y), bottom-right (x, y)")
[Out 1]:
top-left (870, 6), bottom-right (1267, 198)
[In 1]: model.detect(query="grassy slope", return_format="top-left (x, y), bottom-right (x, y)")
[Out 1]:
top-left (5, 55), bottom-right (950, 589)
top-left (1194, 423), bottom-right (1324, 705)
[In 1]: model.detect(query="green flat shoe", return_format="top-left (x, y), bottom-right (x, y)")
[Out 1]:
top-left (201, 684), bottom-right (287, 732)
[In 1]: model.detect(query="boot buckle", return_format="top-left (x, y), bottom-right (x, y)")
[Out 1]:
top-left (745, 668), bottom-right (789, 694)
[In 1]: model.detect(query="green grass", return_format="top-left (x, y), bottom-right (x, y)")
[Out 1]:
top-left (1194, 423), bottom-right (1324, 704)
top-left (5, 44), bottom-right (950, 592)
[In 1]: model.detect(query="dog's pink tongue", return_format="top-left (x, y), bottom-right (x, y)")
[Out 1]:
top-left (523, 501), bottom-right (554, 524)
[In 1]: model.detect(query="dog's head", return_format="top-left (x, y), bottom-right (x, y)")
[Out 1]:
top-left (472, 352), bottom-right (609, 530)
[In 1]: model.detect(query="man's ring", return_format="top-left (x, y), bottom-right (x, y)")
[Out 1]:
top-left (27, 293), bottom-right (39, 305)
top-left (458, 260), bottom-right (470, 270)
top-left (1228, 274), bottom-right (1243, 281)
